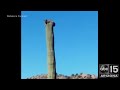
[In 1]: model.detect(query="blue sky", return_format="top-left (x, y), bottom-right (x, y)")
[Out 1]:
top-left (21, 11), bottom-right (98, 79)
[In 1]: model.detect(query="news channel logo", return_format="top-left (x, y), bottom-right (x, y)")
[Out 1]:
top-left (99, 64), bottom-right (119, 78)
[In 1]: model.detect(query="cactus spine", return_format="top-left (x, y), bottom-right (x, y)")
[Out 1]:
top-left (44, 19), bottom-right (56, 79)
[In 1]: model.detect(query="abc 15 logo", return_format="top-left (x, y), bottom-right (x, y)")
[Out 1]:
top-left (99, 64), bottom-right (119, 74)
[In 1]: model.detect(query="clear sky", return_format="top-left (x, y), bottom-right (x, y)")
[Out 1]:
top-left (21, 11), bottom-right (98, 79)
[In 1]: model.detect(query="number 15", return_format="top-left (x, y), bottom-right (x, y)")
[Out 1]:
top-left (110, 66), bottom-right (118, 73)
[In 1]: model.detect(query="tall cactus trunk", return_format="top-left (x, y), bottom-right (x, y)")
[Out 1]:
top-left (44, 20), bottom-right (56, 79)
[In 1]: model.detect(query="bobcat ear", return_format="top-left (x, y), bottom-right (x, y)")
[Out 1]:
top-left (44, 19), bottom-right (47, 24)
top-left (53, 22), bottom-right (55, 27)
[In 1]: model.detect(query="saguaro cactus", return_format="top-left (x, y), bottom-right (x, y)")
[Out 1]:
top-left (44, 19), bottom-right (56, 79)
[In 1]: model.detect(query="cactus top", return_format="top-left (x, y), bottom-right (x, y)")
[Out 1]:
top-left (44, 19), bottom-right (55, 27)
